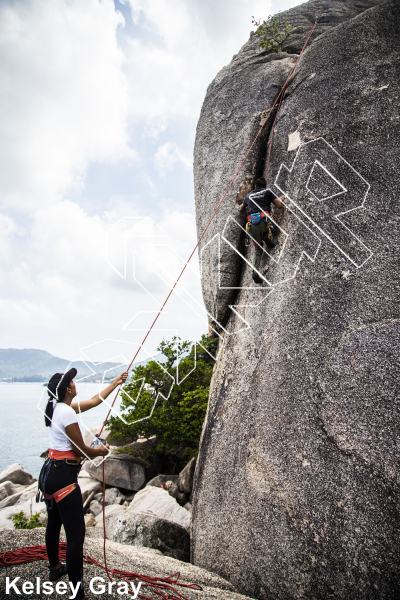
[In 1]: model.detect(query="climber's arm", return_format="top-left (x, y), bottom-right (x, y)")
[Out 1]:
top-left (273, 195), bottom-right (285, 209)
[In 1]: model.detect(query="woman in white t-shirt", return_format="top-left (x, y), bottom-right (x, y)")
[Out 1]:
top-left (42, 367), bottom-right (128, 600)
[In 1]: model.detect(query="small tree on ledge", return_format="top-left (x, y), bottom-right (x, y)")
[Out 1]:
top-left (252, 15), bottom-right (294, 53)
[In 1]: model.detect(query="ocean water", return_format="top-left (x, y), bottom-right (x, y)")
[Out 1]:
top-left (0, 382), bottom-right (125, 479)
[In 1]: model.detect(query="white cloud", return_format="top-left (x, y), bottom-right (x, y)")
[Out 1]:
top-left (0, 214), bottom-right (20, 259)
top-left (0, 0), bottom-right (133, 211)
top-left (121, 0), bottom-right (272, 122)
top-left (154, 142), bottom-right (192, 174)
top-left (1, 0), bottom-right (304, 359)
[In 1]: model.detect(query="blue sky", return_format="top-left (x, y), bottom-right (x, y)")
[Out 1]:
top-left (0, 0), bottom-right (301, 363)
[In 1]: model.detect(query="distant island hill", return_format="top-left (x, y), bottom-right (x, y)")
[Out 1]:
top-left (0, 348), bottom-right (161, 382)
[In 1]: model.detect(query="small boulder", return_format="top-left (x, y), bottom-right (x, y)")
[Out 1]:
top-left (0, 464), bottom-right (36, 486)
top-left (109, 511), bottom-right (190, 562)
top-left (16, 482), bottom-right (39, 505)
top-left (127, 486), bottom-right (190, 530)
top-left (95, 504), bottom-right (126, 523)
top-left (0, 491), bottom-right (25, 509)
top-left (104, 488), bottom-right (124, 506)
top-left (89, 500), bottom-right (103, 517)
top-left (84, 514), bottom-right (96, 527)
top-left (177, 457), bottom-right (196, 495)
top-left (167, 482), bottom-right (188, 506)
top-left (146, 474), bottom-right (178, 488)
top-left (0, 481), bottom-right (18, 502)
top-left (83, 454), bottom-right (149, 491)
top-left (78, 477), bottom-right (103, 503)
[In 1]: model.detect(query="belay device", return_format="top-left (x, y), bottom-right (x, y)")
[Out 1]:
top-left (90, 433), bottom-right (107, 448)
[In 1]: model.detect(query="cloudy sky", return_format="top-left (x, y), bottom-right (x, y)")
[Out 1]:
top-left (0, 0), bottom-right (302, 365)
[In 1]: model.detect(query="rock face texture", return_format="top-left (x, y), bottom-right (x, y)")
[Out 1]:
top-left (192, 1), bottom-right (400, 599)
top-left (109, 511), bottom-right (191, 562)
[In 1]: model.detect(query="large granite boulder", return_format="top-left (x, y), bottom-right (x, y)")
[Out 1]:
top-left (108, 511), bottom-right (190, 562)
top-left (128, 486), bottom-right (191, 530)
top-left (0, 464), bottom-right (36, 486)
top-left (192, 1), bottom-right (400, 599)
top-left (194, 0), bottom-right (386, 333)
top-left (83, 454), bottom-right (150, 491)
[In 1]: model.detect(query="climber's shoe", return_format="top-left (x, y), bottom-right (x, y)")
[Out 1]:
top-left (49, 563), bottom-right (68, 582)
top-left (252, 271), bottom-right (263, 284)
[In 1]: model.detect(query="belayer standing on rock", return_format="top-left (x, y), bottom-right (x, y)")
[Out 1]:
top-left (239, 177), bottom-right (284, 284)
top-left (40, 368), bottom-right (128, 600)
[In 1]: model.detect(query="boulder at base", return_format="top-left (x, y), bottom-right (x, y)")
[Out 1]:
top-left (94, 504), bottom-right (126, 524)
top-left (0, 481), bottom-right (18, 502)
top-left (108, 510), bottom-right (190, 562)
top-left (104, 487), bottom-right (124, 506)
top-left (177, 457), bottom-right (196, 494)
top-left (146, 474), bottom-right (178, 488)
top-left (128, 486), bottom-right (190, 530)
top-left (0, 464), bottom-right (36, 486)
top-left (83, 454), bottom-right (149, 491)
top-left (78, 475), bottom-right (103, 503)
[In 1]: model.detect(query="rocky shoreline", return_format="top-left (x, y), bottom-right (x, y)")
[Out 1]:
top-left (0, 428), bottom-right (198, 564)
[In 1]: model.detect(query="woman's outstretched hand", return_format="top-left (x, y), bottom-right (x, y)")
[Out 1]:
top-left (113, 371), bottom-right (129, 387)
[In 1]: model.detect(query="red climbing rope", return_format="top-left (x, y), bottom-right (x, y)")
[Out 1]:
top-left (0, 543), bottom-right (202, 599)
top-left (0, 18), bottom-right (319, 596)
top-left (264, 19), bottom-right (318, 180)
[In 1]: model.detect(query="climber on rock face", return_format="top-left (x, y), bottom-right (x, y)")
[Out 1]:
top-left (239, 177), bottom-right (284, 284)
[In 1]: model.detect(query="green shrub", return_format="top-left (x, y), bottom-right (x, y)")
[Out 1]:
top-left (252, 15), bottom-right (294, 52)
top-left (108, 334), bottom-right (217, 466)
top-left (12, 510), bottom-right (44, 530)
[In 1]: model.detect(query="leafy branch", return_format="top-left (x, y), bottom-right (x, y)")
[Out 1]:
top-left (252, 15), bottom-right (294, 53)
top-left (12, 511), bottom-right (44, 530)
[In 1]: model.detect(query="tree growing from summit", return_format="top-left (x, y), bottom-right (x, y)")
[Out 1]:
top-left (252, 15), bottom-right (294, 53)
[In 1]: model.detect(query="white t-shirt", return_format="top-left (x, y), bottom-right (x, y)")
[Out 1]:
top-left (49, 402), bottom-right (79, 451)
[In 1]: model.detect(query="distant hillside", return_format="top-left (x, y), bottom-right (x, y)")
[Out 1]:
top-left (0, 349), bottom-right (164, 382)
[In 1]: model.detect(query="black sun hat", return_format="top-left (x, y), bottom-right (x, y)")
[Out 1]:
top-left (47, 368), bottom-right (77, 402)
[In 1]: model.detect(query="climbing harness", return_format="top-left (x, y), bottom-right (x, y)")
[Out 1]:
top-left (36, 449), bottom-right (82, 509)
